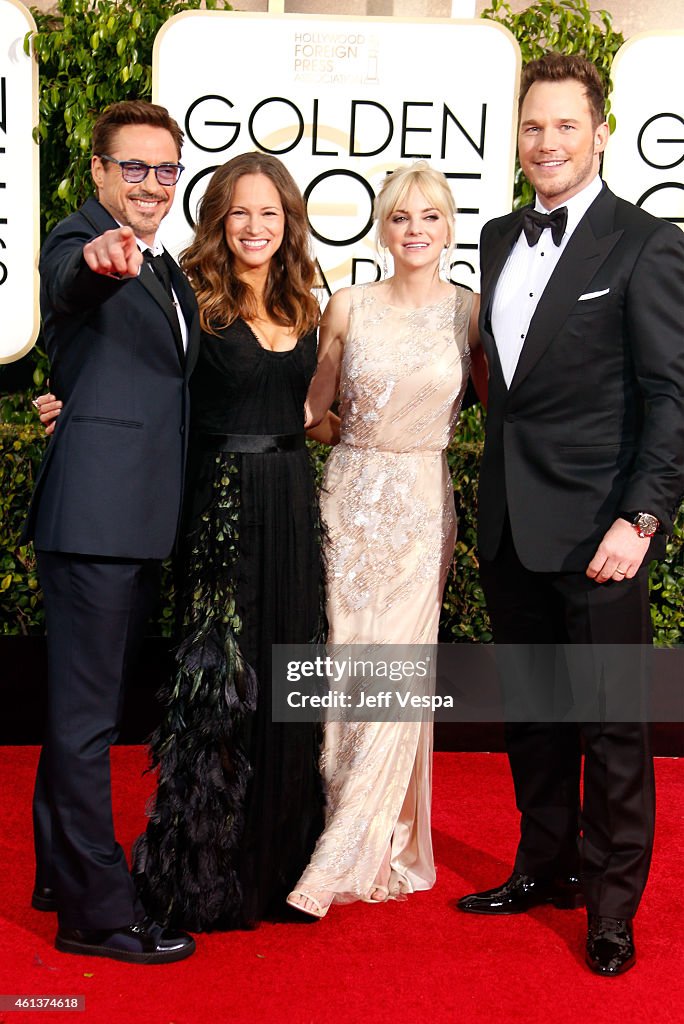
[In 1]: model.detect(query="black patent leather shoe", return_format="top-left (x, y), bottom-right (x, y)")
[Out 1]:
top-left (456, 871), bottom-right (584, 915)
top-left (32, 886), bottom-right (57, 912)
top-left (55, 917), bottom-right (195, 965)
top-left (586, 915), bottom-right (635, 976)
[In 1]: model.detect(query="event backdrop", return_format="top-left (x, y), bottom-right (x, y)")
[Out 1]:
top-left (3, 10), bottom-right (684, 364)
top-left (0, 0), bottom-right (39, 364)
top-left (603, 30), bottom-right (684, 226)
top-left (153, 12), bottom-right (520, 294)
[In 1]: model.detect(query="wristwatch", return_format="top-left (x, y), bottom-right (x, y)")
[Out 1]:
top-left (620, 511), bottom-right (661, 538)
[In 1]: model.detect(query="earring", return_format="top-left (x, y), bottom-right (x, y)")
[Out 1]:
top-left (381, 246), bottom-right (389, 279)
top-left (440, 243), bottom-right (450, 280)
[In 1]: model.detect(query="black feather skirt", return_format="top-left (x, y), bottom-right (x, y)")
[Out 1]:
top-left (132, 447), bottom-right (325, 931)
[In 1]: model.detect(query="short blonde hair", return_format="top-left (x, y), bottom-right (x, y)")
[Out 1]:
top-left (374, 161), bottom-right (456, 247)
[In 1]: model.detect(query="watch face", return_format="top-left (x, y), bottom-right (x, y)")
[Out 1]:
top-left (634, 513), bottom-right (659, 537)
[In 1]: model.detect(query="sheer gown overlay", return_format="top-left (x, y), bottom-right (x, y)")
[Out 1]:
top-left (133, 320), bottom-right (324, 931)
top-left (294, 282), bottom-right (473, 905)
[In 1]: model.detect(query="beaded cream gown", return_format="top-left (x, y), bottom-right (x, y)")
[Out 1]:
top-left (293, 281), bottom-right (473, 905)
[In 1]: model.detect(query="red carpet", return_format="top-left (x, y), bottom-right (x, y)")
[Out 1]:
top-left (1, 748), bottom-right (682, 1024)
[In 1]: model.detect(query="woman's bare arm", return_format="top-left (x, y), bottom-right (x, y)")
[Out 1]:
top-left (304, 288), bottom-right (351, 428)
top-left (467, 293), bottom-right (488, 409)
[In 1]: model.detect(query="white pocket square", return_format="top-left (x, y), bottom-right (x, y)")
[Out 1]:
top-left (578, 288), bottom-right (610, 301)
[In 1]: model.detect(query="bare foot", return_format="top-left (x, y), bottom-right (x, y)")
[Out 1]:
top-left (370, 847), bottom-right (392, 902)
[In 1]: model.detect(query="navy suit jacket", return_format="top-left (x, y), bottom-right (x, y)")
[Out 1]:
top-left (24, 197), bottom-right (200, 560)
top-left (477, 184), bottom-right (684, 572)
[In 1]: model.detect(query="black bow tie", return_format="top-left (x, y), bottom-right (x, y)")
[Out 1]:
top-left (522, 206), bottom-right (568, 247)
top-left (143, 248), bottom-right (173, 298)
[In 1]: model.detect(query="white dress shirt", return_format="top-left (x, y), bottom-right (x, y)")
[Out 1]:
top-left (491, 175), bottom-right (603, 387)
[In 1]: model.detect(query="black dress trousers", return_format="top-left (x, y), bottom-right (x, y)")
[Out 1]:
top-left (33, 550), bottom-right (160, 930)
top-left (478, 517), bottom-right (655, 919)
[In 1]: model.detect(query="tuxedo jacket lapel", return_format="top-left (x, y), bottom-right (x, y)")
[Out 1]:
top-left (509, 188), bottom-right (623, 392)
top-left (138, 260), bottom-right (186, 366)
top-left (80, 196), bottom-right (120, 237)
top-left (166, 255), bottom-right (201, 379)
top-left (482, 215), bottom-right (522, 326)
top-left (479, 214), bottom-right (522, 378)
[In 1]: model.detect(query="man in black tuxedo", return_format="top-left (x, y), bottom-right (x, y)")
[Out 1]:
top-left (24, 101), bottom-right (199, 964)
top-left (457, 54), bottom-right (684, 975)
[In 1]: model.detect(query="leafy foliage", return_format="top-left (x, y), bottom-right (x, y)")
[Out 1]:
top-left (649, 517), bottom-right (684, 646)
top-left (0, 426), bottom-right (44, 635)
top-left (0, 425), bottom-right (176, 636)
top-left (443, 440), bottom-right (491, 642)
top-left (28, 0), bottom-right (226, 236)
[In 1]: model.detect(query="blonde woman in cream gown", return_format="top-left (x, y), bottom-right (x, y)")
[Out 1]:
top-left (287, 162), bottom-right (486, 919)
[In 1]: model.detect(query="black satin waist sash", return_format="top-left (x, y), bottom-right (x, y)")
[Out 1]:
top-left (194, 431), bottom-right (306, 454)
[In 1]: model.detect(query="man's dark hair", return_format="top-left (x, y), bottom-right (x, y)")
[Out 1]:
top-left (519, 52), bottom-right (607, 129)
top-left (91, 100), bottom-right (184, 159)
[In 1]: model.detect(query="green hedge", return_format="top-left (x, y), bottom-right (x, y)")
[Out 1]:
top-left (3, 423), bottom-right (682, 643)
top-left (0, 425), bottom-right (42, 634)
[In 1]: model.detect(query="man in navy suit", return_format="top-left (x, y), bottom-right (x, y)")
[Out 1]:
top-left (24, 101), bottom-right (199, 964)
top-left (457, 54), bottom-right (684, 975)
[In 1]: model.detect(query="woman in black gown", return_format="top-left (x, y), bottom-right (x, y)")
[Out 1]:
top-left (132, 154), bottom-right (337, 930)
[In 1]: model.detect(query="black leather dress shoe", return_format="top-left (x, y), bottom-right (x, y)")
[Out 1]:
top-left (586, 915), bottom-right (635, 976)
top-left (55, 917), bottom-right (195, 965)
top-left (32, 887), bottom-right (57, 912)
top-left (456, 871), bottom-right (584, 915)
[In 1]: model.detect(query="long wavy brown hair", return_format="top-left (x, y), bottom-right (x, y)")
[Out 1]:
top-left (181, 152), bottom-right (319, 336)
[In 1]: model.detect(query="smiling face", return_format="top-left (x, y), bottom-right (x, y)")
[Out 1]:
top-left (223, 173), bottom-right (286, 277)
top-left (381, 185), bottom-right (450, 272)
top-left (91, 123), bottom-right (179, 245)
top-left (518, 78), bottom-right (609, 210)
